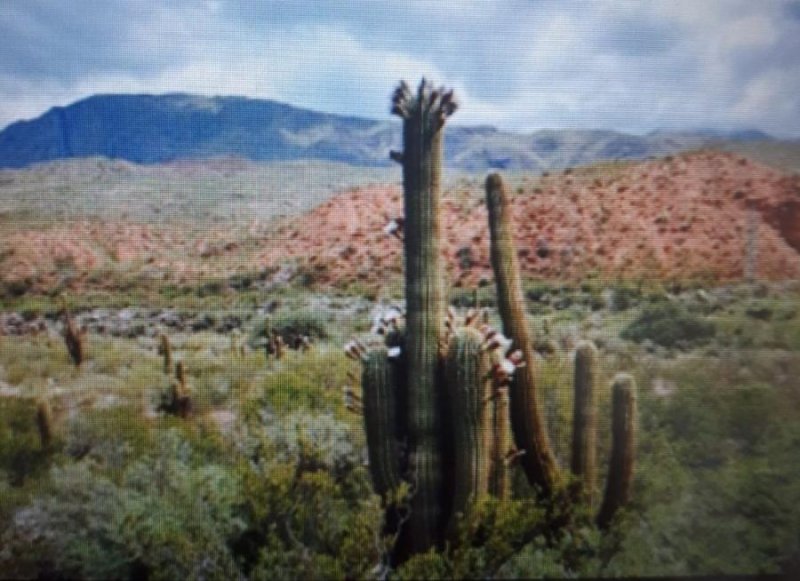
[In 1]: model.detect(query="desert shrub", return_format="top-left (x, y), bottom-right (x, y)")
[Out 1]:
top-left (249, 308), bottom-right (329, 348)
top-left (609, 284), bottom-right (641, 312)
top-left (0, 398), bottom-right (52, 486)
top-left (235, 410), bottom-right (383, 578)
top-left (621, 302), bottom-right (715, 348)
top-left (3, 430), bottom-right (244, 580)
top-left (252, 411), bottom-right (361, 477)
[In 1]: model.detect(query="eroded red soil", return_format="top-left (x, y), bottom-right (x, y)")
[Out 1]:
top-left (2, 150), bottom-right (798, 293)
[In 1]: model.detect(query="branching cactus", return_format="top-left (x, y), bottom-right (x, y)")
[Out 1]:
top-left (349, 84), bottom-right (638, 562)
top-left (486, 172), bottom-right (638, 528)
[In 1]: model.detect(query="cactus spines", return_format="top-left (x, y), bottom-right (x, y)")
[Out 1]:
top-left (36, 398), bottom-right (53, 449)
top-left (159, 333), bottom-right (173, 374)
top-left (571, 340), bottom-right (598, 506)
top-left (485, 172), bottom-right (560, 495)
top-left (444, 327), bottom-right (493, 531)
top-left (391, 78), bottom-right (457, 551)
top-left (597, 373), bottom-right (637, 529)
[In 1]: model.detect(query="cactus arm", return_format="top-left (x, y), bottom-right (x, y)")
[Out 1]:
top-left (392, 78), bottom-right (457, 551)
top-left (597, 373), bottom-right (637, 529)
top-left (362, 348), bottom-right (406, 498)
top-left (571, 340), bottom-right (598, 506)
top-left (485, 172), bottom-right (560, 495)
top-left (444, 328), bottom-right (492, 533)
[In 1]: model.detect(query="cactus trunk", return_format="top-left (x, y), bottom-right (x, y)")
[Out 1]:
top-left (571, 340), bottom-right (598, 506)
top-left (392, 79), bottom-right (457, 551)
top-left (485, 173), bottom-right (560, 495)
top-left (597, 373), bottom-right (637, 528)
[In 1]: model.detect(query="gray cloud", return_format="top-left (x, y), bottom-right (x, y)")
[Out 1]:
top-left (0, 0), bottom-right (798, 137)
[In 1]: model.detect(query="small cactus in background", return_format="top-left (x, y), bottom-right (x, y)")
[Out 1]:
top-left (36, 398), bottom-right (53, 449)
top-left (62, 310), bottom-right (85, 367)
top-left (158, 333), bottom-right (173, 374)
top-left (159, 361), bottom-right (192, 419)
top-left (174, 362), bottom-right (192, 419)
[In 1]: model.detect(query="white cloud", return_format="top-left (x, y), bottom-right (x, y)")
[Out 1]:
top-left (1, 1), bottom-right (799, 137)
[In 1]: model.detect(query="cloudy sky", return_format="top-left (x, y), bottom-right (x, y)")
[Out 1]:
top-left (1, 0), bottom-right (799, 137)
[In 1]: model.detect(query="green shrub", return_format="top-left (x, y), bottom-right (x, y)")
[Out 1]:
top-left (250, 308), bottom-right (329, 348)
top-left (0, 398), bottom-right (53, 485)
top-left (621, 302), bottom-right (715, 348)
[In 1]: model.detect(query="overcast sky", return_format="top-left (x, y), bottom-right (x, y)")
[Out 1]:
top-left (1, 0), bottom-right (799, 137)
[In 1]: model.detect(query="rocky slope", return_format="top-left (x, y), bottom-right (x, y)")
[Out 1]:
top-left (258, 151), bottom-right (800, 287)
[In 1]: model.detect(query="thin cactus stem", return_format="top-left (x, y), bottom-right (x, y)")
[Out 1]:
top-left (391, 78), bottom-right (457, 552)
top-left (489, 383), bottom-right (511, 500)
top-left (36, 398), bottom-right (53, 449)
top-left (62, 311), bottom-right (84, 367)
top-left (444, 327), bottom-right (492, 534)
top-left (571, 340), bottom-right (598, 507)
top-left (174, 361), bottom-right (192, 419)
top-left (597, 373), bottom-right (637, 529)
top-left (485, 172), bottom-right (560, 495)
top-left (159, 333), bottom-right (172, 374)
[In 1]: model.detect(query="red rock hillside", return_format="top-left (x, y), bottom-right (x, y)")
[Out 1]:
top-left (258, 151), bottom-right (800, 288)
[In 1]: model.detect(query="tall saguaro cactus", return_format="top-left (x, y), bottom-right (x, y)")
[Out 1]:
top-left (486, 173), bottom-right (560, 495)
top-left (390, 79), bottom-right (458, 552)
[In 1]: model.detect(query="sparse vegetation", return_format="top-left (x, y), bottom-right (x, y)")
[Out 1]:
top-left (0, 82), bottom-right (798, 578)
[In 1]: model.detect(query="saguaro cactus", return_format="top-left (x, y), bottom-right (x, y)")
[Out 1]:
top-left (571, 340), bottom-right (598, 506)
top-left (486, 173), bottom-right (560, 495)
top-left (391, 78), bottom-right (457, 552)
top-left (353, 85), bottom-right (638, 563)
top-left (486, 173), bottom-right (638, 526)
top-left (597, 373), bottom-right (637, 529)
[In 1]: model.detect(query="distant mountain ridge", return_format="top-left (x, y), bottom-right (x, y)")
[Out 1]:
top-left (0, 93), bottom-right (781, 171)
